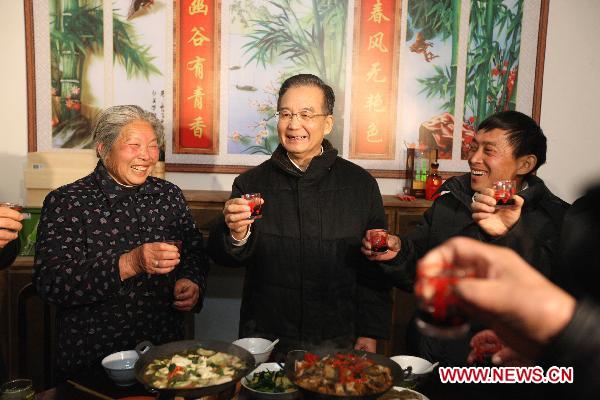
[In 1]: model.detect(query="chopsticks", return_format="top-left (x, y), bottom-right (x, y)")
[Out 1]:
top-left (66, 380), bottom-right (115, 400)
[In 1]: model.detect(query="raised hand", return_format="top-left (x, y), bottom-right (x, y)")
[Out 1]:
top-left (471, 188), bottom-right (523, 237)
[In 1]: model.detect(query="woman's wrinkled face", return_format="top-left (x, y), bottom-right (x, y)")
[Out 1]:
top-left (102, 120), bottom-right (159, 186)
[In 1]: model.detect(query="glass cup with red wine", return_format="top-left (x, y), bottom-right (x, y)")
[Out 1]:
top-left (243, 193), bottom-right (263, 220)
top-left (369, 229), bottom-right (389, 254)
top-left (0, 202), bottom-right (31, 220)
top-left (414, 262), bottom-right (474, 339)
top-left (492, 180), bottom-right (516, 207)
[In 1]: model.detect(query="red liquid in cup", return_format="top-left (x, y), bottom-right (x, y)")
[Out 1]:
top-left (494, 189), bottom-right (516, 205)
top-left (415, 263), bottom-right (473, 337)
top-left (249, 199), bottom-right (262, 219)
top-left (243, 193), bottom-right (263, 220)
top-left (370, 230), bottom-right (389, 253)
top-left (0, 203), bottom-right (23, 212)
top-left (493, 180), bottom-right (516, 206)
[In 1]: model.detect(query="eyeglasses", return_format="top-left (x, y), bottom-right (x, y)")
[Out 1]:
top-left (275, 110), bottom-right (329, 123)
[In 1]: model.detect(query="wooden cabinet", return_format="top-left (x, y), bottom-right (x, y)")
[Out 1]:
top-left (4, 257), bottom-right (55, 391)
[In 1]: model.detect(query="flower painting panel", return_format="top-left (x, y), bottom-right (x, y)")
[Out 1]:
top-left (225, 0), bottom-right (349, 156)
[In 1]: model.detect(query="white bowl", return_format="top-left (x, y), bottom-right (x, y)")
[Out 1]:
top-left (241, 362), bottom-right (300, 399)
top-left (101, 350), bottom-right (139, 386)
top-left (233, 338), bottom-right (274, 364)
top-left (390, 355), bottom-right (435, 375)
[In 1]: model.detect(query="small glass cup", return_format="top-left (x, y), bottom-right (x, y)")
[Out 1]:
top-left (414, 262), bottom-right (474, 339)
top-left (369, 229), bottom-right (389, 254)
top-left (164, 239), bottom-right (182, 252)
top-left (471, 334), bottom-right (505, 366)
top-left (243, 193), bottom-right (263, 220)
top-left (0, 379), bottom-right (35, 400)
top-left (492, 180), bottom-right (516, 207)
top-left (0, 203), bottom-right (30, 222)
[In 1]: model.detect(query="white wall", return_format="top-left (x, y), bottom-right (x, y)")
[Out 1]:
top-left (538, 0), bottom-right (600, 203)
top-left (1, 0), bottom-right (599, 204)
top-left (0, 0), bottom-right (28, 204)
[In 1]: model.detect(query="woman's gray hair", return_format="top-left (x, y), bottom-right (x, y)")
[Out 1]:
top-left (92, 105), bottom-right (164, 160)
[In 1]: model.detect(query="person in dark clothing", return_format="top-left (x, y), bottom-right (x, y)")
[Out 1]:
top-left (553, 185), bottom-right (600, 303)
top-left (208, 74), bottom-right (391, 356)
top-left (362, 111), bottom-right (569, 367)
top-left (33, 105), bottom-right (209, 380)
top-left (0, 205), bottom-right (24, 383)
top-left (422, 236), bottom-right (599, 400)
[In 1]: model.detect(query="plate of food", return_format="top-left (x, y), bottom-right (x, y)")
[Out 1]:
top-left (378, 387), bottom-right (430, 400)
top-left (134, 340), bottom-right (254, 398)
top-left (241, 362), bottom-right (300, 399)
top-left (285, 349), bottom-right (410, 399)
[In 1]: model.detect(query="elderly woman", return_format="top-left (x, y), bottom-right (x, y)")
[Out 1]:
top-left (33, 105), bottom-right (209, 380)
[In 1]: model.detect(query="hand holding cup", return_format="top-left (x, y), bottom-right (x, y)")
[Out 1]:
top-left (361, 229), bottom-right (400, 261)
top-left (0, 203), bottom-right (26, 248)
top-left (119, 242), bottom-right (181, 280)
top-left (223, 193), bottom-right (264, 240)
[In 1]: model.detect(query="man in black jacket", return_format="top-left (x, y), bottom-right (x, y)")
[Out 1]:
top-left (208, 74), bottom-right (391, 356)
top-left (363, 111), bottom-right (569, 367)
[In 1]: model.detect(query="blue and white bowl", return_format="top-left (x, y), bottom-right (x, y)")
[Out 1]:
top-left (101, 350), bottom-right (139, 386)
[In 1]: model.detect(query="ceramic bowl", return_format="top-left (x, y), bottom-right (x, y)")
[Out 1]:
top-left (101, 350), bottom-right (139, 386)
top-left (241, 362), bottom-right (300, 399)
top-left (232, 338), bottom-right (274, 364)
top-left (390, 355), bottom-right (436, 387)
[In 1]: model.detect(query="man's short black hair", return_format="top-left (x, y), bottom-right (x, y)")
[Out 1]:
top-left (477, 110), bottom-right (547, 172)
top-left (277, 74), bottom-right (335, 115)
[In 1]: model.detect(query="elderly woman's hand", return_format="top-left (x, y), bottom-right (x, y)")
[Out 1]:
top-left (173, 278), bottom-right (200, 311)
top-left (119, 242), bottom-right (180, 280)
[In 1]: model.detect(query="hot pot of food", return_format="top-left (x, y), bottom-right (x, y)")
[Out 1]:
top-left (134, 339), bottom-right (255, 399)
top-left (284, 349), bottom-right (411, 400)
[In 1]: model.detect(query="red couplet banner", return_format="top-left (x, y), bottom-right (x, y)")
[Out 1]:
top-left (350, 0), bottom-right (400, 159)
top-left (176, 0), bottom-right (219, 153)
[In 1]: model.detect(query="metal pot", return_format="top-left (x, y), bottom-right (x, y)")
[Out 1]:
top-left (284, 349), bottom-right (411, 400)
top-left (134, 340), bottom-right (255, 399)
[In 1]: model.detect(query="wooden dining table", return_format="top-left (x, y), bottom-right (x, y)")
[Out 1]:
top-left (33, 370), bottom-right (479, 400)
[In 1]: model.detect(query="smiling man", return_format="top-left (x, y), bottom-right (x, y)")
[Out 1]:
top-left (365, 110), bottom-right (569, 368)
top-left (208, 74), bottom-right (392, 356)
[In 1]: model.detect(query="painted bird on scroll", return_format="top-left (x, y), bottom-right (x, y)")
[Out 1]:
top-left (410, 32), bottom-right (439, 62)
top-left (127, 0), bottom-right (155, 20)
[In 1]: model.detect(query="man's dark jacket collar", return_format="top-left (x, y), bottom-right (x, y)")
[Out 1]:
top-left (270, 139), bottom-right (338, 181)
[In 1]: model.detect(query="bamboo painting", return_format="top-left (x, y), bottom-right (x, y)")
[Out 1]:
top-left (461, 0), bottom-right (523, 159)
top-left (49, 0), bottom-right (160, 149)
top-left (226, 0), bottom-right (348, 155)
top-left (400, 0), bottom-right (462, 160)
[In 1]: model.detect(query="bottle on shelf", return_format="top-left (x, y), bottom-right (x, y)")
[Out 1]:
top-left (411, 146), bottom-right (428, 198)
top-left (425, 161), bottom-right (443, 201)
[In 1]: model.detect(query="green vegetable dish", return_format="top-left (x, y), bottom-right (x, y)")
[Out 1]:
top-left (143, 347), bottom-right (247, 389)
top-left (246, 370), bottom-right (296, 393)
